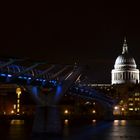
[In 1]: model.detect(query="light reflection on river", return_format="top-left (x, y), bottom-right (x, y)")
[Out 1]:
top-left (0, 119), bottom-right (140, 140)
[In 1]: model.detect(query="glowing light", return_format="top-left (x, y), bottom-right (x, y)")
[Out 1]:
top-left (129, 108), bottom-right (133, 111)
top-left (113, 106), bottom-right (121, 115)
top-left (92, 110), bottom-right (96, 114)
top-left (11, 110), bottom-right (14, 114)
top-left (120, 100), bottom-right (123, 104)
top-left (18, 76), bottom-right (23, 79)
top-left (1, 74), bottom-right (6, 76)
top-left (129, 103), bottom-right (133, 106)
top-left (135, 108), bottom-right (138, 111)
top-left (8, 74), bottom-right (12, 77)
top-left (32, 86), bottom-right (38, 96)
top-left (54, 85), bottom-right (62, 102)
top-left (121, 107), bottom-right (125, 111)
top-left (16, 88), bottom-right (21, 115)
top-left (50, 80), bottom-right (56, 84)
top-left (13, 104), bottom-right (16, 109)
top-left (64, 119), bottom-right (69, 125)
top-left (64, 109), bottom-right (68, 114)
top-left (121, 120), bottom-right (126, 126)
top-left (92, 119), bottom-right (96, 123)
top-left (114, 106), bottom-right (119, 110)
top-left (17, 109), bottom-right (20, 112)
top-left (65, 72), bottom-right (73, 80)
top-left (16, 88), bottom-right (22, 95)
top-left (135, 92), bottom-right (140, 96)
top-left (135, 98), bottom-right (140, 101)
top-left (114, 120), bottom-right (119, 126)
top-left (85, 101), bottom-right (90, 105)
top-left (17, 99), bottom-right (20, 104)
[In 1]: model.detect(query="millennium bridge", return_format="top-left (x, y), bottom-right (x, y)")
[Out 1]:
top-left (0, 58), bottom-right (116, 135)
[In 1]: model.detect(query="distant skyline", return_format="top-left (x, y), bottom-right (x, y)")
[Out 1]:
top-left (1, 2), bottom-right (140, 83)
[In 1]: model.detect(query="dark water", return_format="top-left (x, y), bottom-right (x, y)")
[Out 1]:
top-left (1, 119), bottom-right (140, 140)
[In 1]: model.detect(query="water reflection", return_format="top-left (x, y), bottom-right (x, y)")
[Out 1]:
top-left (10, 119), bottom-right (25, 125)
top-left (92, 119), bottom-right (96, 126)
top-left (113, 120), bottom-right (127, 126)
top-left (63, 119), bottom-right (69, 137)
top-left (114, 120), bottom-right (119, 126)
top-left (121, 120), bottom-right (127, 126)
top-left (64, 119), bottom-right (69, 125)
top-left (1, 119), bottom-right (140, 140)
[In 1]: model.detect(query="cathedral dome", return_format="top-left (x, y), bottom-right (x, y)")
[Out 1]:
top-left (114, 39), bottom-right (136, 69)
top-left (111, 38), bottom-right (139, 84)
top-left (114, 53), bottom-right (136, 69)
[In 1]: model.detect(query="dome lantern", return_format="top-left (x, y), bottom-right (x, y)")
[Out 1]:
top-left (122, 37), bottom-right (128, 54)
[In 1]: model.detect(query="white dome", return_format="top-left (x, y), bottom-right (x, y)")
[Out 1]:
top-left (114, 53), bottom-right (136, 69)
top-left (111, 38), bottom-right (139, 85)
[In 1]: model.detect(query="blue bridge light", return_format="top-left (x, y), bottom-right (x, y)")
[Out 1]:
top-left (28, 77), bottom-right (32, 80)
top-left (0, 74), bottom-right (7, 77)
top-left (7, 74), bottom-right (12, 77)
top-left (0, 73), bottom-right (12, 78)
top-left (18, 76), bottom-right (23, 79)
top-left (54, 84), bottom-right (62, 102)
top-left (23, 77), bottom-right (28, 79)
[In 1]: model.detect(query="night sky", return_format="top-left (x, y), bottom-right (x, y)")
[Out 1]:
top-left (1, 2), bottom-right (140, 83)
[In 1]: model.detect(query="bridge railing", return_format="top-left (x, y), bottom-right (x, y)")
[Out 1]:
top-left (0, 60), bottom-right (79, 88)
top-left (0, 60), bottom-right (58, 87)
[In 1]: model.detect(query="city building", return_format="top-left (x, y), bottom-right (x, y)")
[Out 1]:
top-left (87, 38), bottom-right (140, 116)
top-left (111, 38), bottom-right (139, 84)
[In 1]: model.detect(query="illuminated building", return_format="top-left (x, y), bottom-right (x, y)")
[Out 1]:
top-left (111, 38), bottom-right (139, 84)
top-left (86, 37), bottom-right (140, 116)
top-left (16, 87), bottom-right (22, 115)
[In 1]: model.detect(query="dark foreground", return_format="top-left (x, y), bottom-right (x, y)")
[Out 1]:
top-left (0, 119), bottom-right (140, 140)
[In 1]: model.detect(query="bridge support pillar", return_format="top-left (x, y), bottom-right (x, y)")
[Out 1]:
top-left (32, 106), bottom-right (62, 136)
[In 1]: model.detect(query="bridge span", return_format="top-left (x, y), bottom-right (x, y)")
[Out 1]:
top-left (0, 58), bottom-right (116, 135)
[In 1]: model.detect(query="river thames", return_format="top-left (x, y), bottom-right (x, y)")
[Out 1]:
top-left (0, 119), bottom-right (140, 140)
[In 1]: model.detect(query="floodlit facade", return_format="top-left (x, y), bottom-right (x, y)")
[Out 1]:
top-left (111, 38), bottom-right (139, 84)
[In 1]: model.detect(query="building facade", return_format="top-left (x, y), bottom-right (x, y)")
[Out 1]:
top-left (111, 38), bottom-right (139, 84)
